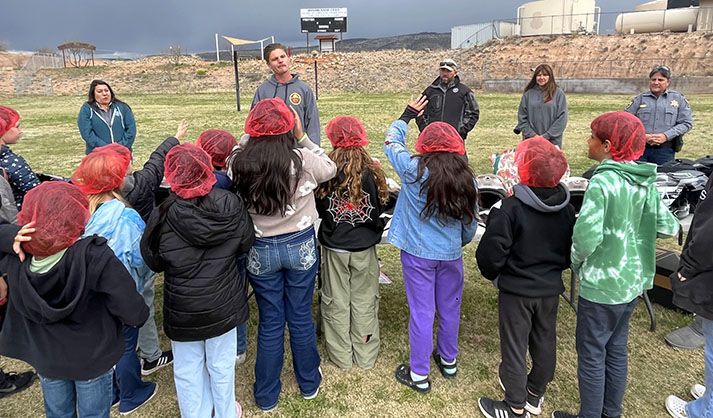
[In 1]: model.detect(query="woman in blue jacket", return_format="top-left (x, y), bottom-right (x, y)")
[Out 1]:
top-left (77, 80), bottom-right (136, 154)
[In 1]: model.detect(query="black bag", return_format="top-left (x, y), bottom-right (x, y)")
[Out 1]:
top-left (672, 135), bottom-right (684, 153)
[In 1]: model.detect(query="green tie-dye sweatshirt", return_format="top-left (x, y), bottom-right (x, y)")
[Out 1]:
top-left (571, 160), bottom-right (679, 305)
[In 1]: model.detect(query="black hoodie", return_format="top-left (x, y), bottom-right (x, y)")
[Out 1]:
top-left (140, 188), bottom-right (255, 341)
top-left (476, 183), bottom-right (576, 297)
top-left (0, 230), bottom-right (148, 380)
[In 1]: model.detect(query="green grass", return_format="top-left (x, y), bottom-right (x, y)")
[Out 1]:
top-left (0, 92), bottom-right (710, 417)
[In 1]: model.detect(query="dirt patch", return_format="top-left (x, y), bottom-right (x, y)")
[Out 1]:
top-left (3, 32), bottom-right (712, 97)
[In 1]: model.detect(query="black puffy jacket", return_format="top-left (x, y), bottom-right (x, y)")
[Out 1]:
top-left (140, 188), bottom-right (255, 341)
top-left (122, 136), bottom-right (179, 222)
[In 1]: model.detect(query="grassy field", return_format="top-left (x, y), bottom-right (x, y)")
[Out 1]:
top-left (0, 91), bottom-right (710, 417)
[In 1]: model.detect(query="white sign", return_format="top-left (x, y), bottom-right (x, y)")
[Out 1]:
top-left (300, 8), bottom-right (347, 18)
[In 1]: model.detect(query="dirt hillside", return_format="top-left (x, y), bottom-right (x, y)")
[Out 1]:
top-left (1, 31), bottom-right (712, 96)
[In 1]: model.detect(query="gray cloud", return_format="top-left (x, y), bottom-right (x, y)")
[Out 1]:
top-left (0, 0), bottom-right (646, 54)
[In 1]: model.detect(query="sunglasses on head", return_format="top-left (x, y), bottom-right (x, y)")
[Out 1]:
top-left (440, 62), bottom-right (454, 67)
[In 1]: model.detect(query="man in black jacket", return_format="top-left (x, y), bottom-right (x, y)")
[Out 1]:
top-left (416, 59), bottom-right (479, 140)
top-left (665, 176), bottom-right (713, 418)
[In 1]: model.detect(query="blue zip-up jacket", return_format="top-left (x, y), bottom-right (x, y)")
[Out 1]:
top-left (82, 198), bottom-right (153, 293)
top-left (77, 101), bottom-right (136, 154)
top-left (383, 120), bottom-right (477, 260)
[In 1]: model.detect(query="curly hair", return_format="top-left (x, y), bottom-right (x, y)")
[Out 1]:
top-left (413, 152), bottom-right (478, 225)
top-left (229, 133), bottom-right (303, 216)
top-left (316, 146), bottom-right (389, 206)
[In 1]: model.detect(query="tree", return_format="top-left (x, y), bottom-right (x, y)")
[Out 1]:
top-left (0, 40), bottom-right (9, 52)
top-left (34, 47), bottom-right (58, 56)
top-left (57, 41), bottom-right (96, 68)
top-left (163, 45), bottom-right (184, 65)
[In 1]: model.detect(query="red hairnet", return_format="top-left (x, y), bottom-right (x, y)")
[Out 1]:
top-left (0, 106), bottom-right (20, 139)
top-left (197, 129), bottom-right (238, 168)
top-left (516, 136), bottom-right (568, 188)
top-left (17, 182), bottom-right (90, 257)
top-left (415, 122), bottom-right (465, 155)
top-left (590, 111), bottom-right (646, 162)
top-left (72, 143), bottom-right (131, 195)
top-left (245, 98), bottom-right (295, 137)
top-left (326, 116), bottom-right (369, 148)
top-left (164, 143), bottom-right (216, 199)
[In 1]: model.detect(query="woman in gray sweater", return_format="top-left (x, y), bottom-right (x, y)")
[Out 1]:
top-left (516, 64), bottom-right (568, 147)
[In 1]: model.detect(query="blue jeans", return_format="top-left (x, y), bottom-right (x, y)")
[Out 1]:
top-left (172, 328), bottom-right (237, 418)
top-left (247, 226), bottom-right (322, 410)
top-left (639, 146), bottom-right (674, 165)
top-left (39, 368), bottom-right (113, 418)
top-left (686, 317), bottom-right (713, 418)
top-left (138, 275), bottom-right (162, 362)
top-left (236, 254), bottom-right (248, 355)
top-left (576, 297), bottom-right (638, 418)
top-left (114, 326), bottom-right (156, 414)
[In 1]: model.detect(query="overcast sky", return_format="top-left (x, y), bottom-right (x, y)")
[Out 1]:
top-left (1, 0), bottom-right (645, 55)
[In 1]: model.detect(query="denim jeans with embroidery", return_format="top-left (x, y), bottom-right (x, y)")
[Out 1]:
top-left (247, 226), bottom-right (322, 410)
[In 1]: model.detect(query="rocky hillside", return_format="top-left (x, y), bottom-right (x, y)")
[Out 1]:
top-left (1, 31), bottom-right (712, 96)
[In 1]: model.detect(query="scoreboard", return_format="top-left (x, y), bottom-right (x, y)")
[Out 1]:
top-left (300, 8), bottom-right (348, 33)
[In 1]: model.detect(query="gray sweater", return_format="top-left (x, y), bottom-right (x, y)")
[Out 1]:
top-left (516, 86), bottom-right (568, 147)
top-left (252, 74), bottom-right (321, 145)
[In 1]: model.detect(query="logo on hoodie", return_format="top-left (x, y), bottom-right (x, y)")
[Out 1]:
top-left (289, 92), bottom-right (302, 105)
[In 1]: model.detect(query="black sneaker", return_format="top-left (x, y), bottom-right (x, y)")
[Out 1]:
top-left (478, 397), bottom-right (530, 418)
top-left (141, 350), bottom-right (173, 376)
top-left (0, 370), bottom-right (36, 399)
top-left (551, 412), bottom-right (578, 418)
top-left (526, 392), bottom-right (544, 415)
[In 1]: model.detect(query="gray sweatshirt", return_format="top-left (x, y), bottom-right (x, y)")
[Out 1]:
top-left (516, 86), bottom-right (568, 147)
top-left (252, 74), bottom-right (321, 145)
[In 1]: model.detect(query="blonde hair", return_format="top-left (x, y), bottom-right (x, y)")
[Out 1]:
top-left (87, 188), bottom-right (130, 214)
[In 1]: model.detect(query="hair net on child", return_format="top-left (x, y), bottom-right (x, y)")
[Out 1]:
top-left (164, 143), bottom-right (216, 199)
top-left (71, 143), bottom-right (132, 195)
top-left (197, 129), bottom-right (238, 168)
top-left (590, 111), bottom-right (646, 162)
top-left (516, 136), bottom-right (568, 188)
top-left (17, 182), bottom-right (90, 257)
top-left (415, 122), bottom-right (465, 155)
top-left (0, 106), bottom-right (20, 139)
top-left (245, 98), bottom-right (295, 137)
top-left (326, 116), bottom-right (369, 148)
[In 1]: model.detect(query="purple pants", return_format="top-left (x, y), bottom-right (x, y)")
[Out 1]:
top-left (401, 250), bottom-right (464, 376)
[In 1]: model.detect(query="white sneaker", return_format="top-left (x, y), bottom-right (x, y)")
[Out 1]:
top-left (236, 352), bottom-right (246, 364)
top-left (665, 395), bottom-right (688, 418)
top-left (498, 375), bottom-right (543, 415)
top-left (691, 383), bottom-right (705, 400)
top-left (303, 366), bottom-right (323, 400)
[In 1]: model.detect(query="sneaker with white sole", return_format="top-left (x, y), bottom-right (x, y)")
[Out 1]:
top-left (497, 375), bottom-right (544, 415)
top-left (691, 383), bottom-right (705, 400)
top-left (119, 383), bottom-right (158, 415)
top-left (525, 393), bottom-right (544, 415)
top-left (665, 395), bottom-right (688, 418)
top-left (302, 366), bottom-right (323, 400)
top-left (478, 397), bottom-right (531, 418)
top-left (141, 350), bottom-right (173, 376)
top-left (551, 411), bottom-right (578, 418)
top-left (236, 352), bottom-right (246, 364)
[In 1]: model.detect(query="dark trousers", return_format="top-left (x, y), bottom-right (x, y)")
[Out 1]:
top-left (639, 146), bottom-right (674, 165)
top-left (498, 292), bottom-right (559, 410)
top-left (576, 297), bottom-right (637, 418)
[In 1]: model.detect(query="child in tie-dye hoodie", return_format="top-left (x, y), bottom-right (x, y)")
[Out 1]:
top-left (552, 111), bottom-right (679, 418)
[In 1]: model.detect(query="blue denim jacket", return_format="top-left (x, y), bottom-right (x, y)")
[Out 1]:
top-left (82, 198), bottom-right (153, 292)
top-left (383, 120), bottom-right (477, 261)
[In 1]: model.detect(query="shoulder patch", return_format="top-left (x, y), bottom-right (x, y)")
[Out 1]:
top-left (625, 99), bottom-right (634, 110)
top-left (289, 92), bottom-right (302, 106)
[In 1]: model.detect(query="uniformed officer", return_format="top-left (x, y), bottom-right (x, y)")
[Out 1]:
top-left (625, 65), bottom-right (693, 165)
top-left (416, 59), bottom-right (479, 141)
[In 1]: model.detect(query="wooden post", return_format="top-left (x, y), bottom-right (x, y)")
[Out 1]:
top-left (233, 50), bottom-right (240, 111)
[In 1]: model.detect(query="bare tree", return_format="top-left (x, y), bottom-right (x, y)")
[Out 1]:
top-left (57, 41), bottom-right (96, 68)
top-left (162, 45), bottom-right (184, 65)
